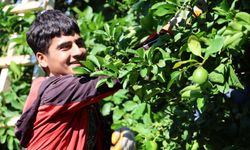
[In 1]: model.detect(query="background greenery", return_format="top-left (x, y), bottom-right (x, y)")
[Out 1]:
top-left (0, 0), bottom-right (249, 149)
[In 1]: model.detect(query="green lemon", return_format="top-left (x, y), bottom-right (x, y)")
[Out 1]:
top-left (146, 141), bottom-right (157, 150)
top-left (192, 67), bottom-right (208, 85)
top-left (141, 16), bottom-right (153, 30)
top-left (151, 141), bottom-right (157, 150)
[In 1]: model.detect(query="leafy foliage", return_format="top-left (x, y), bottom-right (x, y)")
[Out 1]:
top-left (74, 0), bottom-right (250, 149)
top-left (0, 3), bottom-right (35, 150)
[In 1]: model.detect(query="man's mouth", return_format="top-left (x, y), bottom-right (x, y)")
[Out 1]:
top-left (70, 61), bottom-right (82, 67)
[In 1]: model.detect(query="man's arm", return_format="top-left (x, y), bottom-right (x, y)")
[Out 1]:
top-left (39, 75), bottom-right (121, 110)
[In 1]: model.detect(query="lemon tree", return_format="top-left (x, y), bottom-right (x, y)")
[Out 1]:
top-left (75, 0), bottom-right (250, 149)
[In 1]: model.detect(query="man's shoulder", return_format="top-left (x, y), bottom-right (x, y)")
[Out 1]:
top-left (45, 75), bottom-right (87, 81)
top-left (41, 75), bottom-right (90, 92)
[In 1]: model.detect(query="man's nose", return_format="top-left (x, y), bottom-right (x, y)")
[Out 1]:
top-left (72, 43), bottom-right (86, 57)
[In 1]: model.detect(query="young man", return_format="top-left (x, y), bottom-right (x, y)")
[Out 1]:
top-left (15, 9), bottom-right (135, 150)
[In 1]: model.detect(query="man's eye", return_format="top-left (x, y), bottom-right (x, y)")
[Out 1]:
top-left (76, 40), bottom-right (85, 48)
top-left (60, 44), bottom-right (72, 51)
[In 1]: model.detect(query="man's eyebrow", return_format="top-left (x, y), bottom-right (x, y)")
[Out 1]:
top-left (56, 41), bottom-right (71, 49)
top-left (75, 37), bottom-right (84, 42)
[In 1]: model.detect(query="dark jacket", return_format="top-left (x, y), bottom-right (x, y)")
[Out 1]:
top-left (15, 75), bottom-right (120, 150)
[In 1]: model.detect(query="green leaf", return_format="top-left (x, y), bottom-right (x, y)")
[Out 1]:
top-left (0, 134), bottom-right (7, 144)
top-left (216, 83), bottom-right (230, 93)
top-left (104, 23), bottom-right (110, 35)
top-left (188, 35), bottom-right (202, 57)
top-left (209, 64), bottom-right (226, 84)
top-left (167, 71), bottom-right (180, 90)
top-left (113, 108), bottom-right (125, 121)
top-left (95, 78), bottom-right (107, 88)
top-left (151, 2), bottom-right (167, 10)
top-left (235, 12), bottom-right (250, 24)
top-left (180, 85), bottom-right (200, 94)
top-left (123, 101), bottom-right (138, 112)
top-left (181, 130), bottom-right (189, 140)
top-left (132, 103), bottom-right (146, 119)
top-left (73, 67), bottom-right (91, 75)
top-left (134, 123), bottom-right (151, 136)
top-left (90, 70), bottom-right (114, 77)
top-left (81, 60), bottom-right (95, 71)
top-left (228, 65), bottom-right (244, 89)
top-left (154, 7), bottom-right (169, 16)
top-left (224, 32), bottom-right (243, 48)
top-left (181, 89), bottom-right (202, 99)
top-left (191, 140), bottom-right (199, 150)
top-left (140, 68), bottom-right (148, 78)
top-left (90, 44), bottom-right (106, 55)
top-left (132, 85), bottom-right (142, 91)
top-left (180, 85), bottom-right (202, 98)
top-left (151, 65), bottom-right (158, 75)
top-left (10, 99), bottom-right (22, 110)
top-left (94, 30), bottom-right (109, 36)
top-left (126, 48), bottom-right (138, 55)
top-left (124, 63), bottom-right (136, 71)
top-left (229, 22), bottom-right (243, 31)
top-left (101, 102), bottom-right (113, 116)
top-left (9, 62), bottom-right (21, 79)
top-left (118, 70), bottom-right (131, 78)
top-left (7, 136), bottom-right (13, 150)
top-left (106, 78), bottom-right (115, 88)
top-left (112, 89), bottom-right (128, 105)
top-left (6, 129), bottom-right (14, 136)
top-left (103, 63), bottom-right (118, 74)
top-left (173, 59), bottom-right (197, 69)
top-left (87, 55), bottom-right (102, 68)
top-left (122, 77), bottom-right (129, 89)
top-left (157, 59), bottom-right (166, 68)
top-left (83, 6), bottom-right (93, 21)
top-left (205, 36), bottom-right (224, 57)
top-left (143, 113), bottom-right (152, 126)
top-left (137, 47), bottom-right (145, 58)
top-left (197, 98), bottom-right (205, 112)
top-left (174, 32), bottom-right (182, 42)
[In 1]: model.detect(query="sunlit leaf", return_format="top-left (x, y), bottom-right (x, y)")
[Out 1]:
top-left (188, 35), bottom-right (202, 57)
top-left (173, 59), bottom-right (197, 69)
top-left (167, 71), bottom-right (180, 90)
top-left (228, 65), bottom-right (244, 89)
top-left (209, 64), bottom-right (225, 84)
top-left (235, 12), bottom-right (250, 24)
top-left (205, 36), bottom-right (224, 57)
top-left (113, 108), bottom-right (125, 121)
top-left (132, 103), bottom-right (146, 119)
top-left (101, 102), bottom-right (113, 116)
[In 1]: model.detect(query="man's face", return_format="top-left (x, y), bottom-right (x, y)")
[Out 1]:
top-left (38, 33), bottom-right (86, 76)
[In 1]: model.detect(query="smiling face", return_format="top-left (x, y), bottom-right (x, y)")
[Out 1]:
top-left (36, 33), bottom-right (87, 76)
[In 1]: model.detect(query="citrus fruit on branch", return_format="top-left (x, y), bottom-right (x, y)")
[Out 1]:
top-left (192, 66), bottom-right (208, 85)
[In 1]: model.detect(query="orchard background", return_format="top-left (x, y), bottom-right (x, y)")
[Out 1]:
top-left (0, 0), bottom-right (249, 149)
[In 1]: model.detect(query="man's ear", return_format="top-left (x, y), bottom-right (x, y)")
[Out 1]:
top-left (36, 52), bottom-right (48, 68)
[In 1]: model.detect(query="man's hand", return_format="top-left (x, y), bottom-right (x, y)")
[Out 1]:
top-left (110, 127), bottom-right (136, 150)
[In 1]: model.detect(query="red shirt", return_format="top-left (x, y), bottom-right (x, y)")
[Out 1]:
top-left (15, 75), bottom-right (120, 150)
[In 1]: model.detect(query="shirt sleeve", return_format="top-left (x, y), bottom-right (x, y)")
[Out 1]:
top-left (40, 75), bottom-right (121, 106)
top-left (23, 77), bottom-right (46, 112)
